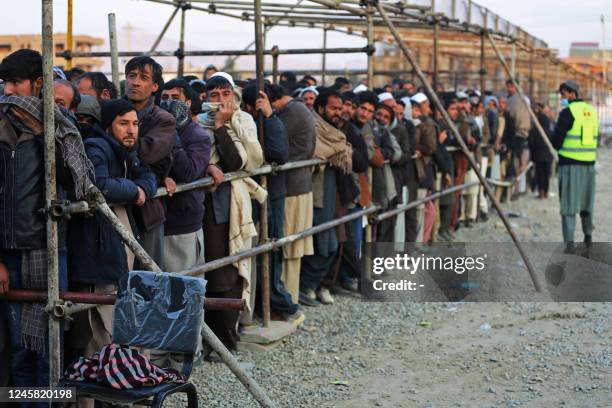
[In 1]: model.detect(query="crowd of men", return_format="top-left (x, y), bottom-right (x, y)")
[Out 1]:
top-left (0, 47), bottom-right (596, 398)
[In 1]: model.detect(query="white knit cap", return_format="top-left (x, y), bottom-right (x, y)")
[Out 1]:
top-left (209, 71), bottom-right (236, 88)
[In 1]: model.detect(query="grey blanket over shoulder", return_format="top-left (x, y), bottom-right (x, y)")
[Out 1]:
top-left (0, 95), bottom-right (94, 199)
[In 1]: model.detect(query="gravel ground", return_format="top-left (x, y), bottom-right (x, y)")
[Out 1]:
top-left (165, 148), bottom-right (612, 408)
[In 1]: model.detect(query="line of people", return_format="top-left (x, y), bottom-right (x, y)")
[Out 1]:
top-left (0, 47), bottom-right (564, 399)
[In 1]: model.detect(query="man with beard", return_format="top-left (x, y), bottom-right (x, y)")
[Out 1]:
top-left (299, 90), bottom-right (353, 305)
top-left (320, 91), bottom-right (369, 295)
top-left (269, 84), bottom-right (316, 305)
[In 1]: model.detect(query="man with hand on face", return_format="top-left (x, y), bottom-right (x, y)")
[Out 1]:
top-left (197, 72), bottom-right (264, 353)
top-left (124, 56), bottom-right (176, 268)
top-left (68, 99), bottom-right (156, 408)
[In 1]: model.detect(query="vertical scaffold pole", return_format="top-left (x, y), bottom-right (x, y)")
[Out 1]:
top-left (42, 0), bottom-right (61, 386)
top-left (108, 13), bottom-right (120, 92)
top-left (366, 4), bottom-right (374, 88)
top-left (321, 27), bottom-right (328, 86)
top-left (178, 5), bottom-right (186, 77)
top-left (66, 0), bottom-right (73, 70)
top-left (254, 0), bottom-right (271, 328)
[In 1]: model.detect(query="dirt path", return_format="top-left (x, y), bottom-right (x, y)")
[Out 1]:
top-left (181, 149), bottom-right (612, 408)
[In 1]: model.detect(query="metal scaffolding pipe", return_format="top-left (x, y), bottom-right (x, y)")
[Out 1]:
top-left (366, 4), bottom-right (374, 87)
top-left (376, 3), bottom-right (542, 293)
top-left (108, 13), bottom-right (120, 92)
top-left (178, 5), bottom-right (187, 77)
top-left (321, 27), bottom-right (328, 85)
top-left (93, 188), bottom-right (278, 408)
top-left (254, 0), bottom-right (271, 328)
top-left (42, 0), bottom-right (61, 386)
top-left (1, 290), bottom-right (246, 311)
top-left (150, 6), bottom-right (180, 52)
top-left (66, 0), bottom-right (73, 69)
top-left (376, 182), bottom-right (480, 221)
top-left (58, 45), bottom-right (373, 58)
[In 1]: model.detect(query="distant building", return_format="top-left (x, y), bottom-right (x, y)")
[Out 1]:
top-left (565, 42), bottom-right (611, 83)
top-left (0, 33), bottom-right (104, 71)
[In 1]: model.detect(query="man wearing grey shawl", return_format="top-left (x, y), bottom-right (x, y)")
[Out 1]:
top-left (0, 49), bottom-right (93, 391)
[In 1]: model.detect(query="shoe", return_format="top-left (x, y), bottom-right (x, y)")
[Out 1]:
top-left (283, 310), bottom-right (305, 326)
top-left (330, 285), bottom-right (352, 296)
top-left (341, 278), bottom-right (359, 293)
top-left (465, 219), bottom-right (474, 228)
top-left (299, 290), bottom-right (321, 307)
top-left (563, 242), bottom-right (575, 255)
top-left (479, 213), bottom-right (489, 222)
top-left (584, 234), bottom-right (592, 247)
top-left (316, 288), bottom-right (335, 305)
top-left (439, 231), bottom-right (454, 242)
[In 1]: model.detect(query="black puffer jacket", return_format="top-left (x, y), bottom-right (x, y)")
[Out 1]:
top-left (0, 110), bottom-right (70, 251)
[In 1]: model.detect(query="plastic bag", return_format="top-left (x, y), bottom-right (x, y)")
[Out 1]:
top-left (112, 271), bottom-right (206, 353)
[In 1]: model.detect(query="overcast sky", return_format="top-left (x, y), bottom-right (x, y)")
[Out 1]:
top-left (3, 0), bottom-right (611, 69)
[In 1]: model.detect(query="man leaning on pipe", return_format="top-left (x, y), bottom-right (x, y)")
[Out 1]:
top-left (0, 49), bottom-right (89, 400)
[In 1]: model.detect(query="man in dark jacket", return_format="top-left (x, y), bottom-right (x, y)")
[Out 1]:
top-left (242, 83), bottom-right (301, 321)
top-left (0, 49), bottom-right (75, 394)
top-left (269, 84), bottom-right (316, 305)
top-left (159, 92), bottom-right (211, 273)
top-left (69, 98), bottom-right (156, 286)
top-left (124, 56), bottom-right (176, 268)
top-left (68, 99), bottom-right (156, 408)
top-left (528, 102), bottom-right (554, 199)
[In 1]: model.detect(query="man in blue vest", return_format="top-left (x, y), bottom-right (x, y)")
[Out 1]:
top-left (551, 81), bottom-right (598, 251)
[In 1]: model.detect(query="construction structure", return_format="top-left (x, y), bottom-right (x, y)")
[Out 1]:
top-left (3, 1), bottom-right (611, 407)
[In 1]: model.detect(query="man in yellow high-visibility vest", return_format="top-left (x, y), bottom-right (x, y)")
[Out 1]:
top-left (552, 81), bottom-right (598, 251)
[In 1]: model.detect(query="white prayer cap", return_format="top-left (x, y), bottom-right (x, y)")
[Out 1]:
top-left (410, 92), bottom-right (428, 105)
top-left (377, 92), bottom-right (394, 103)
top-left (353, 83), bottom-right (368, 94)
top-left (299, 86), bottom-right (319, 97)
top-left (456, 91), bottom-right (468, 100)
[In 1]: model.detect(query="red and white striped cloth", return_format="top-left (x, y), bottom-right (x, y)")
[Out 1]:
top-left (64, 343), bottom-right (186, 389)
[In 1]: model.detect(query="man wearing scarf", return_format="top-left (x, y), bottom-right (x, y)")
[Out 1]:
top-left (159, 82), bottom-right (212, 273)
top-left (0, 49), bottom-right (92, 396)
top-left (299, 89), bottom-right (352, 306)
top-left (197, 72), bottom-right (264, 353)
